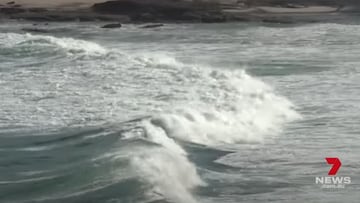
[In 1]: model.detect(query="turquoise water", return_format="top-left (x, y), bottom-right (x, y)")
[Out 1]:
top-left (0, 22), bottom-right (359, 203)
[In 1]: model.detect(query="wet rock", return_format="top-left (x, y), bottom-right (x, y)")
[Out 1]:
top-left (140, 23), bottom-right (164, 29)
top-left (44, 15), bottom-right (76, 21)
top-left (93, 0), bottom-right (194, 14)
top-left (96, 15), bottom-right (131, 22)
top-left (101, 23), bottom-right (122, 28)
top-left (0, 7), bottom-right (25, 14)
top-left (92, 0), bottom-right (204, 22)
top-left (286, 3), bottom-right (306, 8)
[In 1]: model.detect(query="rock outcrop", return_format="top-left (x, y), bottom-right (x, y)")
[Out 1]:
top-left (140, 23), bottom-right (164, 29)
top-left (92, 0), bottom-right (223, 22)
top-left (0, 7), bottom-right (25, 14)
top-left (1, 0), bottom-right (360, 23)
top-left (101, 23), bottom-right (122, 28)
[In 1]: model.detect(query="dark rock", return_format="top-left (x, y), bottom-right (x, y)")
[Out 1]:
top-left (7, 1), bottom-right (15, 5)
top-left (93, 0), bottom-right (194, 15)
top-left (92, 0), bottom-right (216, 21)
top-left (0, 7), bottom-right (25, 14)
top-left (286, 3), bottom-right (306, 8)
top-left (3, 0), bottom-right (356, 24)
top-left (140, 23), bottom-right (164, 29)
top-left (96, 15), bottom-right (131, 22)
top-left (101, 23), bottom-right (122, 28)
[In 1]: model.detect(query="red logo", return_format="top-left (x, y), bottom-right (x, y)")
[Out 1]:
top-left (326, 157), bottom-right (342, 176)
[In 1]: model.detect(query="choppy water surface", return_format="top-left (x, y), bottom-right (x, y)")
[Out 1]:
top-left (0, 22), bottom-right (359, 203)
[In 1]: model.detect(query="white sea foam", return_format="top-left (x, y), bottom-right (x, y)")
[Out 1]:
top-left (125, 120), bottom-right (204, 203)
top-left (149, 73), bottom-right (300, 145)
top-left (1, 33), bottom-right (300, 202)
top-left (131, 147), bottom-right (205, 203)
top-left (129, 53), bottom-right (300, 145)
top-left (122, 53), bottom-right (300, 203)
top-left (0, 33), bottom-right (107, 55)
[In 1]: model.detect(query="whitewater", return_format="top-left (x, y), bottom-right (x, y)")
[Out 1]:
top-left (0, 22), bottom-right (359, 203)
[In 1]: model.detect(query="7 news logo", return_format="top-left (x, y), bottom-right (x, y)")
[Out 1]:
top-left (315, 157), bottom-right (351, 188)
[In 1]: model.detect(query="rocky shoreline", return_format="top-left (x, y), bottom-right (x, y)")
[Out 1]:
top-left (0, 0), bottom-right (360, 24)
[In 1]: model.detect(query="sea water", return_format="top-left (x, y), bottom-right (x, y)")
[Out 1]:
top-left (0, 22), bottom-right (359, 203)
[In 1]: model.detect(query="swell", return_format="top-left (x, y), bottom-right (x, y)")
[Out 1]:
top-left (0, 126), bottom-right (145, 203)
top-left (0, 33), bottom-right (300, 203)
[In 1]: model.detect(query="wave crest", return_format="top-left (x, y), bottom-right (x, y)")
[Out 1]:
top-left (124, 53), bottom-right (300, 146)
top-left (0, 33), bottom-right (107, 56)
top-left (118, 54), bottom-right (300, 203)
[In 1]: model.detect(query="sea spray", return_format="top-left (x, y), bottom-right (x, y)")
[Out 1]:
top-left (135, 53), bottom-right (301, 146)
top-left (0, 33), bottom-right (300, 203)
top-left (124, 53), bottom-right (300, 203)
top-left (131, 148), bottom-right (205, 203)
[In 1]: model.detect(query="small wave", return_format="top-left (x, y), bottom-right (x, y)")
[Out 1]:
top-left (0, 32), bottom-right (107, 57)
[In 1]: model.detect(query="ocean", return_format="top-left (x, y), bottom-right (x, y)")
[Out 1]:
top-left (0, 22), bottom-right (359, 203)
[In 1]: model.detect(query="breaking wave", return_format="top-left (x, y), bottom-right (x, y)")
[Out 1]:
top-left (0, 33), bottom-right (300, 203)
top-left (116, 53), bottom-right (300, 202)
top-left (0, 32), bottom-right (106, 57)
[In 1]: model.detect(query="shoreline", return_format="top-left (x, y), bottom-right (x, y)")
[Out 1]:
top-left (0, 0), bottom-right (358, 24)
